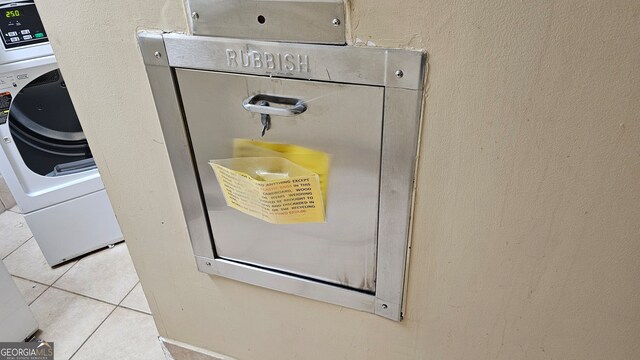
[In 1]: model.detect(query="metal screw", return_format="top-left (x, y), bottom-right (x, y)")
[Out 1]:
top-left (191, 12), bottom-right (199, 20)
top-left (381, 304), bottom-right (388, 309)
top-left (395, 70), bottom-right (404, 79)
top-left (205, 261), bottom-right (212, 266)
top-left (2, 136), bottom-right (10, 143)
top-left (154, 51), bottom-right (161, 59)
top-left (332, 18), bottom-right (341, 26)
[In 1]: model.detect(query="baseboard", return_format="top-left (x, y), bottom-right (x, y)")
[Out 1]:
top-left (159, 337), bottom-right (236, 360)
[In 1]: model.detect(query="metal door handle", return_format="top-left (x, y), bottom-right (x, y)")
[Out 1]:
top-left (242, 94), bottom-right (307, 116)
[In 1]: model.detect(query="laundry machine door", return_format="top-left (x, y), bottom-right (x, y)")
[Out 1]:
top-left (7, 68), bottom-right (95, 176)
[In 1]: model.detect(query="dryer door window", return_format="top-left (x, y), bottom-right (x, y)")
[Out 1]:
top-left (8, 69), bottom-right (95, 176)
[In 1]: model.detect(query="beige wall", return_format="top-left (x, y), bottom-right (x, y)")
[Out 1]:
top-left (35, 1), bottom-right (640, 359)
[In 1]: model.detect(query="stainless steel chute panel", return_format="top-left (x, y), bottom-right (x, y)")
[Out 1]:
top-left (138, 32), bottom-right (426, 320)
top-left (177, 70), bottom-right (383, 291)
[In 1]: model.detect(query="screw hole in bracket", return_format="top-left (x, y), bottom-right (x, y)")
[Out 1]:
top-left (257, 15), bottom-right (266, 24)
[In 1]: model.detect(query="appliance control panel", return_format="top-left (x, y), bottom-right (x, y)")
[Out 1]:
top-left (0, 3), bottom-right (47, 49)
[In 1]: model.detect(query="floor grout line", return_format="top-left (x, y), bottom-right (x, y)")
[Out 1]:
top-left (12, 250), bottom-right (149, 312)
top-left (6, 238), bottom-right (68, 307)
top-left (117, 281), bottom-right (140, 307)
top-left (50, 260), bottom-right (80, 286)
top-left (2, 234), bottom-right (155, 356)
top-left (67, 304), bottom-right (117, 360)
top-left (43, 280), bottom-right (151, 314)
top-left (16, 266), bottom-right (135, 309)
top-left (117, 281), bottom-right (153, 315)
top-left (10, 274), bottom-right (53, 287)
top-left (1, 217), bottom-right (158, 357)
top-left (67, 280), bottom-right (142, 360)
top-left (117, 307), bottom-right (152, 316)
top-left (1, 235), bottom-right (33, 261)
top-left (27, 280), bottom-right (152, 353)
top-left (47, 285), bottom-right (130, 308)
top-left (27, 284), bottom-right (51, 306)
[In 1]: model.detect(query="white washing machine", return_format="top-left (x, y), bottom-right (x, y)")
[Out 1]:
top-left (0, 1), bottom-right (122, 266)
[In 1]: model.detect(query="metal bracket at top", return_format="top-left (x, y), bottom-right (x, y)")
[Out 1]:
top-left (186, 0), bottom-right (346, 45)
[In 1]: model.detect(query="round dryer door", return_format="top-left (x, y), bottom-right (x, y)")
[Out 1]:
top-left (8, 69), bottom-right (95, 176)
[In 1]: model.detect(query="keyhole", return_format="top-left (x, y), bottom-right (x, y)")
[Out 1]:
top-left (261, 113), bottom-right (270, 137)
top-left (257, 100), bottom-right (270, 137)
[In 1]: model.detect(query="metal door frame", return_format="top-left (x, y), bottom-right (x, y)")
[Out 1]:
top-left (137, 31), bottom-right (426, 321)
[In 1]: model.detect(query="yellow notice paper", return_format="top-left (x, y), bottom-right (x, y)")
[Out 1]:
top-left (233, 139), bottom-right (330, 204)
top-left (209, 157), bottom-right (325, 224)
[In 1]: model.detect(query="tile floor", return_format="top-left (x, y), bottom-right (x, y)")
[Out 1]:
top-left (0, 206), bottom-right (166, 360)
